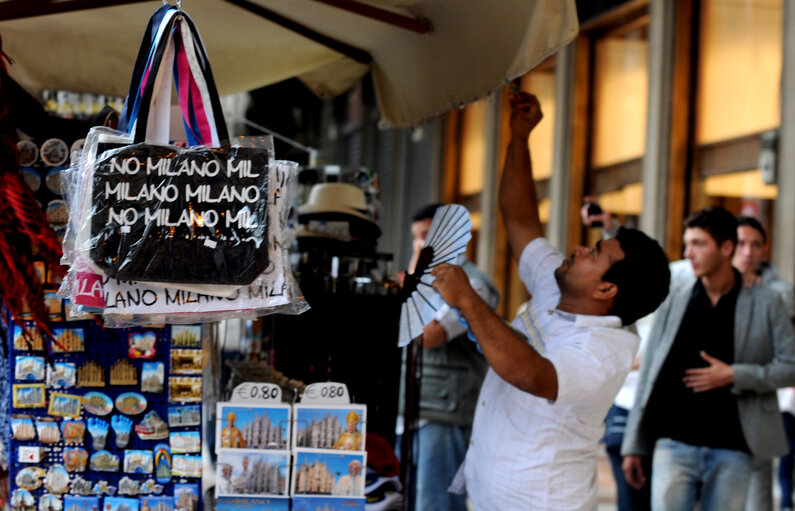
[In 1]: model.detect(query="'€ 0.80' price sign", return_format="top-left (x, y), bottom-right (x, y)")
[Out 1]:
top-left (231, 382), bottom-right (282, 403)
top-left (301, 382), bottom-right (350, 405)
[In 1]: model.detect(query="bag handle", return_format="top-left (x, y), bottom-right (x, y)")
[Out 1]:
top-left (133, 11), bottom-right (228, 145)
top-left (118, 5), bottom-right (178, 134)
top-left (171, 12), bottom-right (228, 144)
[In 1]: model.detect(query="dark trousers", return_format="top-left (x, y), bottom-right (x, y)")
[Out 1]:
top-left (605, 405), bottom-right (652, 511)
top-left (779, 412), bottom-right (795, 509)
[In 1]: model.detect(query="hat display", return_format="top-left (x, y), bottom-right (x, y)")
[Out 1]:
top-left (298, 183), bottom-right (372, 220)
top-left (298, 183), bottom-right (381, 241)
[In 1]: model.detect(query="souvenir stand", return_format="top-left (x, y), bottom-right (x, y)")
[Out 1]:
top-left (3, 5), bottom-right (306, 511)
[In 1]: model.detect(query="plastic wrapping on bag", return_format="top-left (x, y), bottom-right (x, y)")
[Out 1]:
top-left (57, 5), bottom-right (308, 324)
top-left (59, 155), bottom-right (308, 325)
top-left (87, 138), bottom-right (272, 285)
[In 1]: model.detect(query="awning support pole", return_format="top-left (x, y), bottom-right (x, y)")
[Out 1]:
top-left (309, 0), bottom-right (431, 34)
top-left (225, 0), bottom-right (373, 64)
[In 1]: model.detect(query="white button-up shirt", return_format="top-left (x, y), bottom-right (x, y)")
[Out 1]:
top-left (452, 238), bottom-right (639, 510)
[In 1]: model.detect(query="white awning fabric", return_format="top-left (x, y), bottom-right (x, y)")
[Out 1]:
top-left (0, 0), bottom-right (578, 127)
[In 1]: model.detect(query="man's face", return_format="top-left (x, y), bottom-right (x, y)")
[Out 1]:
top-left (242, 457), bottom-right (249, 470)
top-left (554, 238), bottom-right (625, 299)
top-left (222, 466), bottom-right (232, 479)
top-left (684, 227), bottom-right (730, 277)
top-left (732, 225), bottom-right (765, 276)
top-left (411, 218), bottom-right (432, 251)
top-left (350, 462), bottom-right (361, 476)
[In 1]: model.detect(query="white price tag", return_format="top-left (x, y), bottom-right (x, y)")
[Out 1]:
top-left (231, 382), bottom-right (282, 403)
top-left (301, 382), bottom-right (350, 404)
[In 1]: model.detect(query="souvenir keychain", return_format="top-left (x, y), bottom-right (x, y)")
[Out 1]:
top-left (35, 418), bottom-right (60, 444)
top-left (153, 443), bottom-right (171, 484)
top-left (112, 415), bottom-right (133, 448)
top-left (87, 418), bottom-right (109, 450)
top-left (60, 419), bottom-right (85, 445)
top-left (89, 450), bottom-right (120, 472)
top-left (68, 476), bottom-right (94, 496)
top-left (15, 467), bottom-right (45, 491)
top-left (118, 477), bottom-right (141, 496)
top-left (44, 464), bottom-right (70, 494)
top-left (63, 448), bottom-right (88, 473)
top-left (135, 411), bottom-right (169, 440)
top-left (11, 415), bottom-right (36, 441)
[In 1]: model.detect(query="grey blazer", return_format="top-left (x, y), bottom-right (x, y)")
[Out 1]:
top-left (621, 278), bottom-right (795, 460)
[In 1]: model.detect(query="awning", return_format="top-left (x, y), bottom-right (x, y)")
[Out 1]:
top-left (0, 0), bottom-right (578, 127)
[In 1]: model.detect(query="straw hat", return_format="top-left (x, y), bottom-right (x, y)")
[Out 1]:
top-left (299, 183), bottom-right (372, 221)
top-left (298, 183), bottom-right (381, 240)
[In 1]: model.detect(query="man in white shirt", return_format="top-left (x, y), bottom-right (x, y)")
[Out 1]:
top-left (432, 92), bottom-right (671, 510)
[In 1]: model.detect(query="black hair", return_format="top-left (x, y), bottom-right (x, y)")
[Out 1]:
top-left (602, 228), bottom-right (671, 326)
top-left (412, 203), bottom-right (444, 223)
top-left (684, 207), bottom-right (738, 248)
top-left (737, 216), bottom-right (767, 244)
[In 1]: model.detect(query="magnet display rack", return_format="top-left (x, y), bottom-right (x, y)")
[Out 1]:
top-left (7, 317), bottom-right (203, 511)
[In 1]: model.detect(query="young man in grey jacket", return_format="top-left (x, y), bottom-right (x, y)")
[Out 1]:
top-left (621, 207), bottom-right (795, 511)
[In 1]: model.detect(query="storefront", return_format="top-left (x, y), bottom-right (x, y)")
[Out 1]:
top-left (440, 0), bottom-right (795, 314)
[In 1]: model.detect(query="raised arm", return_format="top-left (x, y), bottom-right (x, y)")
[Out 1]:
top-left (500, 92), bottom-right (544, 261)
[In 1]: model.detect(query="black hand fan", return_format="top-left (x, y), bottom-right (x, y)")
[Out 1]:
top-left (398, 204), bottom-right (473, 346)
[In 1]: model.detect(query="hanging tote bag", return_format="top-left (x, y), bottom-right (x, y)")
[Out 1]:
top-left (86, 9), bottom-right (271, 286)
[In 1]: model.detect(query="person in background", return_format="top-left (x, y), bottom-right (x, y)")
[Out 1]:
top-left (728, 216), bottom-right (795, 511)
top-left (399, 203), bottom-right (499, 511)
top-left (622, 207), bottom-right (795, 511)
top-left (581, 199), bottom-right (651, 511)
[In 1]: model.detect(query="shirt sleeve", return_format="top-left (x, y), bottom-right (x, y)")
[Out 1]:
top-left (434, 303), bottom-right (467, 340)
top-left (546, 331), bottom-right (637, 406)
top-left (518, 238), bottom-right (565, 303)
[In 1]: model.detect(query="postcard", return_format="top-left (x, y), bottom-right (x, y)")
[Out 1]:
top-left (168, 405), bottom-right (201, 427)
top-left (291, 497), bottom-right (366, 511)
top-left (171, 325), bottom-right (202, 347)
top-left (104, 497), bottom-right (139, 511)
top-left (216, 403), bottom-right (291, 451)
top-left (216, 497), bottom-right (289, 511)
top-left (52, 327), bottom-right (84, 352)
top-left (15, 356), bottom-right (45, 381)
top-left (216, 449), bottom-right (290, 497)
top-left (174, 483), bottom-right (199, 511)
top-left (48, 392), bottom-right (82, 418)
top-left (293, 405), bottom-right (367, 451)
top-left (170, 431), bottom-right (201, 454)
top-left (291, 450), bottom-right (367, 497)
top-left (169, 377), bottom-right (202, 403)
top-left (172, 455), bottom-right (202, 478)
top-left (170, 349), bottom-right (203, 375)
top-left (12, 384), bottom-right (46, 408)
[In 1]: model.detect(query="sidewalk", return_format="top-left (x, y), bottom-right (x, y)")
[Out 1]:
top-left (597, 444), bottom-right (618, 511)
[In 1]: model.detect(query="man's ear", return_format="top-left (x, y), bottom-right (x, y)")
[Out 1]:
top-left (593, 281), bottom-right (618, 302)
top-left (720, 239), bottom-right (735, 259)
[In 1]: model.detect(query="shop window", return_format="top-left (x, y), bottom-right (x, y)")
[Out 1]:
top-left (692, 0), bottom-right (782, 244)
top-left (457, 98), bottom-right (488, 262)
top-left (697, 0), bottom-right (781, 144)
top-left (496, 60), bottom-right (557, 318)
top-left (585, 13), bottom-right (650, 245)
top-left (591, 24), bottom-right (649, 167)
